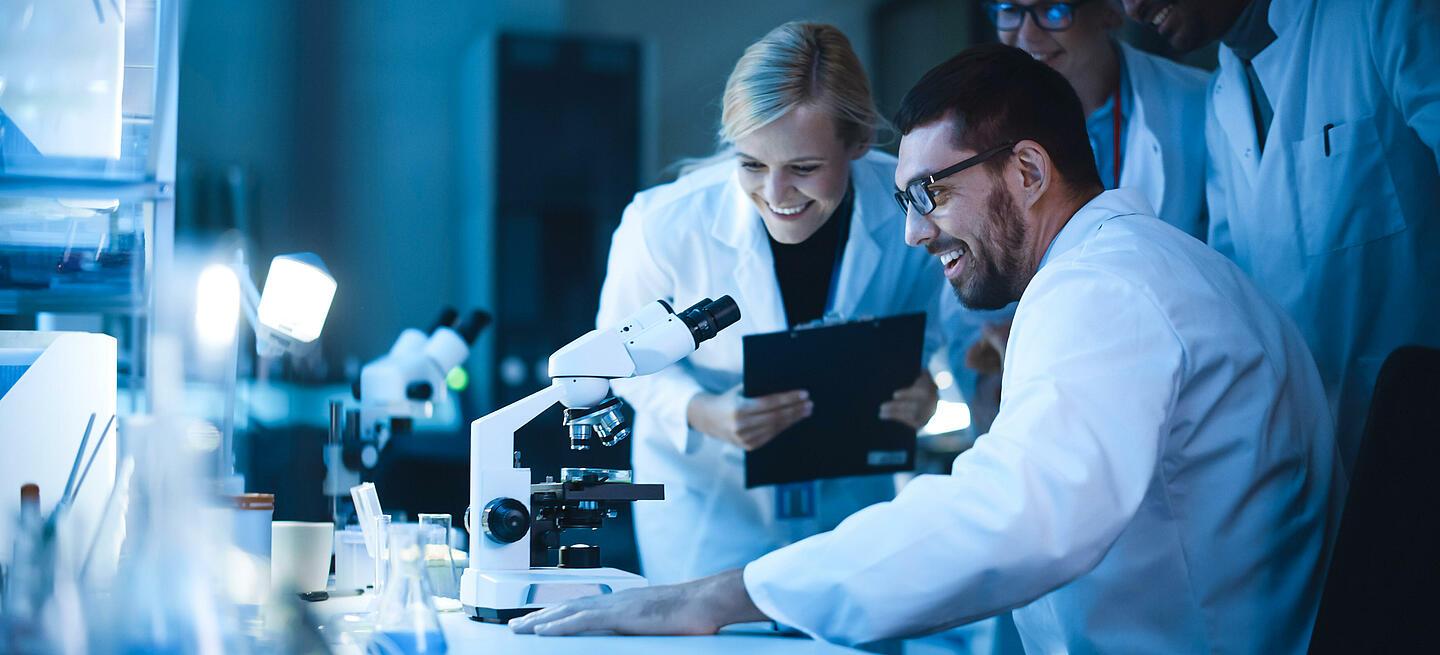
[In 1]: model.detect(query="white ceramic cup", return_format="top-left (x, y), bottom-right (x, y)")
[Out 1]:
top-left (271, 521), bottom-right (334, 593)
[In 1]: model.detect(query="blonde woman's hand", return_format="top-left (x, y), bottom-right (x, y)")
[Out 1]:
top-left (687, 386), bottom-right (812, 451)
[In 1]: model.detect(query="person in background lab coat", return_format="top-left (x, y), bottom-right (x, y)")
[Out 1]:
top-left (512, 44), bottom-right (1343, 654)
top-left (952, 0), bottom-right (1212, 436)
top-left (993, 0), bottom-right (1208, 237)
top-left (595, 22), bottom-right (944, 587)
top-left (1121, 0), bottom-right (1440, 473)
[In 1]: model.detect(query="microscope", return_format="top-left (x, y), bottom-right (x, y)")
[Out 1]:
top-left (324, 308), bottom-right (491, 520)
top-left (355, 308), bottom-right (492, 454)
top-left (461, 296), bottom-right (741, 622)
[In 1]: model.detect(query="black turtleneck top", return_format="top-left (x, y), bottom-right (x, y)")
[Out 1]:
top-left (767, 185), bottom-right (854, 328)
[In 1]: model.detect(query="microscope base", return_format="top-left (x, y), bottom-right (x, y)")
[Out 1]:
top-left (461, 566), bottom-right (648, 623)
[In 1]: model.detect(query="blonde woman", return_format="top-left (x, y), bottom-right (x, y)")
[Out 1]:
top-left (596, 22), bottom-right (943, 584)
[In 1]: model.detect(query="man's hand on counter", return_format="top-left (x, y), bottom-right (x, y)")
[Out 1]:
top-left (509, 568), bottom-right (768, 637)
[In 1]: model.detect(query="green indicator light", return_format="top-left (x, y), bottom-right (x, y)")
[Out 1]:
top-left (446, 366), bottom-right (469, 392)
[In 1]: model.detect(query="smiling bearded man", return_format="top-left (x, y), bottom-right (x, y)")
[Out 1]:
top-left (509, 43), bottom-right (1345, 654)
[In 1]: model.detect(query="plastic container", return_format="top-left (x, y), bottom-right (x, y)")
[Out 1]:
top-left (229, 493), bottom-right (275, 608)
top-left (334, 527), bottom-right (374, 591)
top-left (230, 493), bottom-right (275, 560)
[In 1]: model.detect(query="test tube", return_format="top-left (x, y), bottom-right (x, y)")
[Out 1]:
top-left (372, 514), bottom-right (392, 596)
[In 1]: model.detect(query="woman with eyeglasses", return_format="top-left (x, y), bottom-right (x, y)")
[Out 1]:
top-left (986, 0), bottom-right (1209, 239)
top-left (595, 22), bottom-right (944, 586)
top-left (947, 0), bottom-right (1215, 440)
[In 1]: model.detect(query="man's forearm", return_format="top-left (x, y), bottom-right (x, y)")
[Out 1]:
top-left (701, 568), bottom-right (771, 628)
top-left (509, 566), bottom-right (773, 636)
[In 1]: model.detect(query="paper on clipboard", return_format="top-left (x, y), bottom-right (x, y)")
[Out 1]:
top-left (741, 312), bottom-right (925, 488)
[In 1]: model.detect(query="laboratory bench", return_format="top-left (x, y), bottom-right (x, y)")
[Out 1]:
top-left (308, 592), bottom-right (866, 654)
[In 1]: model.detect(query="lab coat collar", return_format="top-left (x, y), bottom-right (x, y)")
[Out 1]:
top-left (1038, 188), bottom-right (1153, 270)
top-left (1214, 0), bottom-right (1298, 183)
top-left (713, 168), bottom-right (765, 250)
top-left (713, 171), bottom-right (788, 333)
top-left (829, 155), bottom-right (894, 318)
top-left (1265, 0), bottom-right (1302, 36)
top-left (1213, 46), bottom-right (1263, 182)
top-left (1116, 42), bottom-right (1167, 216)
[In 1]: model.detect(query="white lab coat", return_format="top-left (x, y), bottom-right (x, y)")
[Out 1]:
top-left (1205, 0), bottom-right (1440, 472)
top-left (597, 150), bottom-right (943, 585)
top-left (1116, 40), bottom-right (1210, 240)
top-left (942, 42), bottom-right (1212, 415)
top-left (744, 189), bottom-right (1345, 653)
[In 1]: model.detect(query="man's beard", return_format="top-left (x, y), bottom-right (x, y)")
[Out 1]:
top-left (951, 186), bottom-right (1030, 310)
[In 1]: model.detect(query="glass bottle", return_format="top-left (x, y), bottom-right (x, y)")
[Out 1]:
top-left (368, 524), bottom-right (446, 654)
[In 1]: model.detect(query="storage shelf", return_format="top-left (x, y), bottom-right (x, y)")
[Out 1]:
top-left (0, 196), bottom-right (149, 316)
top-left (0, 289), bottom-right (143, 315)
top-left (0, 175), bottom-right (170, 202)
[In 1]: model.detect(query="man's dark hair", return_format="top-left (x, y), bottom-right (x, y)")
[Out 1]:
top-left (894, 43), bottom-right (1102, 190)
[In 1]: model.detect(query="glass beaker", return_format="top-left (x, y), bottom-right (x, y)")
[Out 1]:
top-left (368, 524), bottom-right (447, 654)
top-left (417, 514), bottom-right (459, 600)
top-left (371, 514), bottom-right (392, 597)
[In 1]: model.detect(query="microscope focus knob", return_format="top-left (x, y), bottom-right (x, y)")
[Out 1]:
top-left (481, 498), bottom-right (530, 544)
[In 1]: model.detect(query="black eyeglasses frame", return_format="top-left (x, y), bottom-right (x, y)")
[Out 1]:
top-left (983, 0), bottom-right (1097, 32)
top-left (894, 142), bottom-right (1018, 216)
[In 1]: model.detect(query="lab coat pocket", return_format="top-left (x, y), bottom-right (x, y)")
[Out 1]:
top-left (1292, 115), bottom-right (1406, 256)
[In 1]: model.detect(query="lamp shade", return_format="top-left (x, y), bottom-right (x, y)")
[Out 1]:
top-left (256, 253), bottom-right (335, 344)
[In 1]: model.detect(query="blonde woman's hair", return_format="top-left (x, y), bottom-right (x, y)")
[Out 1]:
top-left (720, 21), bottom-right (886, 149)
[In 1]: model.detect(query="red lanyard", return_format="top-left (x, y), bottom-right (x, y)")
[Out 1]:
top-left (1111, 79), bottom-right (1124, 187)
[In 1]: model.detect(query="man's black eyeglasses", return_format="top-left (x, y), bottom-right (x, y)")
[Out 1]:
top-left (984, 0), bottom-right (1096, 32)
top-left (894, 143), bottom-right (1017, 216)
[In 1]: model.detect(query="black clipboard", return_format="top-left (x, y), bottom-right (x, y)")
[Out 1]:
top-left (742, 312), bottom-right (925, 488)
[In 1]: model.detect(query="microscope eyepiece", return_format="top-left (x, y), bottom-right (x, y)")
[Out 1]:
top-left (677, 295), bottom-right (741, 346)
top-left (429, 307), bottom-right (460, 333)
top-left (457, 309), bottom-right (493, 344)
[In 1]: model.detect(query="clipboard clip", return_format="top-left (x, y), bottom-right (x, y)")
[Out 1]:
top-left (792, 312), bottom-right (875, 332)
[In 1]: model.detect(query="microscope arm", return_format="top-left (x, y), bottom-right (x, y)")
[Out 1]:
top-left (471, 382), bottom-right (567, 468)
top-left (468, 383), bottom-right (570, 571)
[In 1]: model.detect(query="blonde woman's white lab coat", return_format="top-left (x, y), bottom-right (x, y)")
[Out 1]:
top-left (596, 150), bottom-right (943, 585)
top-left (1205, 0), bottom-right (1440, 473)
top-left (743, 189), bottom-right (1345, 653)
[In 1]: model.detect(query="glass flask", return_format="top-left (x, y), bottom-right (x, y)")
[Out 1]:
top-left (368, 524), bottom-right (447, 654)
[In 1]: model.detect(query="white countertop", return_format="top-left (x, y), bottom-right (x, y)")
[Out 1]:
top-left (308, 592), bottom-right (864, 654)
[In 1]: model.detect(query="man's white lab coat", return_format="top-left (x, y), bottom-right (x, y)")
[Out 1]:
top-left (744, 189), bottom-right (1345, 653)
